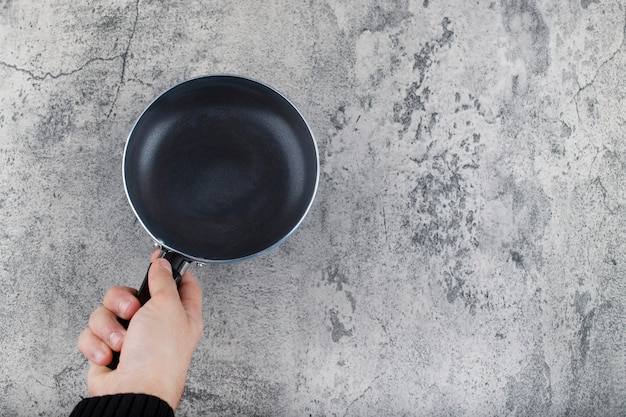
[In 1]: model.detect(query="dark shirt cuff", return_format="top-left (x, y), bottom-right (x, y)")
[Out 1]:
top-left (69, 394), bottom-right (174, 417)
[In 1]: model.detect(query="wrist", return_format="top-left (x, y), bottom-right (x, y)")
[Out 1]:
top-left (128, 366), bottom-right (188, 410)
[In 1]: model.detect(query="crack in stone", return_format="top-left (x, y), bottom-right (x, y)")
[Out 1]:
top-left (106, 0), bottom-right (141, 119)
top-left (126, 77), bottom-right (154, 88)
top-left (0, 55), bottom-right (121, 81)
top-left (342, 373), bottom-right (383, 417)
top-left (592, 176), bottom-right (616, 214)
top-left (575, 37), bottom-right (624, 96)
top-left (0, 0), bottom-right (142, 122)
top-left (573, 13), bottom-right (626, 124)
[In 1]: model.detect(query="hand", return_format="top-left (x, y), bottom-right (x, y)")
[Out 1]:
top-left (78, 251), bottom-right (203, 410)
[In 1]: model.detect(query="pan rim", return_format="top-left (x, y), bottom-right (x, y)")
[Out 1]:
top-left (121, 73), bottom-right (320, 264)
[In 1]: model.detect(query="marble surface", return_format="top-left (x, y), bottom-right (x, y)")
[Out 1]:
top-left (1, 0), bottom-right (625, 415)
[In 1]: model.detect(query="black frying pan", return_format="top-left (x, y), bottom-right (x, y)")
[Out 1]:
top-left (109, 75), bottom-right (318, 367)
top-left (125, 74), bottom-right (318, 290)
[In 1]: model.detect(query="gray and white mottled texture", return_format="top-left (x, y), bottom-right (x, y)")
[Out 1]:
top-left (1, 1), bottom-right (625, 416)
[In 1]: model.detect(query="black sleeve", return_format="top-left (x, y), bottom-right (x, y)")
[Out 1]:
top-left (69, 394), bottom-right (174, 417)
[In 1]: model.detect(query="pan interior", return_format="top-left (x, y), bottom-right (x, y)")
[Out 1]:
top-left (124, 76), bottom-right (317, 261)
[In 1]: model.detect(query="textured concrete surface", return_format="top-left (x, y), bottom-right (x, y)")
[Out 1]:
top-left (1, 1), bottom-right (625, 416)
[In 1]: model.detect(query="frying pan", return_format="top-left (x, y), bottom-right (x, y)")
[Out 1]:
top-left (110, 75), bottom-right (318, 367)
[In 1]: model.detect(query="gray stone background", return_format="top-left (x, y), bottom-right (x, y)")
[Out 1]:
top-left (1, 0), bottom-right (625, 416)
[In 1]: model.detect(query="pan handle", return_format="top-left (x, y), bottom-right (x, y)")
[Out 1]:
top-left (107, 248), bottom-right (192, 369)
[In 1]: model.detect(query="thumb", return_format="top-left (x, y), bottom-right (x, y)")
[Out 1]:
top-left (148, 258), bottom-right (178, 299)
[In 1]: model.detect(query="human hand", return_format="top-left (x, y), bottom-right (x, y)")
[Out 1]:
top-left (78, 251), bottom-right (203, 410)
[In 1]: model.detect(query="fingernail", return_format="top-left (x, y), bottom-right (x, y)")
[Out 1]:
top-left (110, 332), bottom-right (123, 350)
top-left (93, 349), bottom-right (106, 364)
top-left (118, 299), bottom-right (130, 317)
top-left (157, 258), bottom-right (172, 273)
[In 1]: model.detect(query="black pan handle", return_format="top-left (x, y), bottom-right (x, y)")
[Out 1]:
top-left (107, 248), bottom-right (192, 369)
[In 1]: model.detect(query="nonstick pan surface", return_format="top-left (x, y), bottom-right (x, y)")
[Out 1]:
top-left (123, 75), bottom-right (319, 263)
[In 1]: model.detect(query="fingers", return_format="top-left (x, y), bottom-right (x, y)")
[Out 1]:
top-left (103, 286), bottom-right (139, 320)
top-left (78, 328), bottom-right (112, 366)
top-left (88, 306), bottom-right (127, 352)
top-left (78, 286), bottom-right (138, 366)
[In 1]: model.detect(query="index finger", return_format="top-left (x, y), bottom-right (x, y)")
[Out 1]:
top-left (102, 286), bottom-right (140, 320)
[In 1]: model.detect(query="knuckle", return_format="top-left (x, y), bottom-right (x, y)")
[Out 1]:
top-left (77, 329), bottom-right (91, 352)
top-left (88, 307), bottom-right (117, 338)
top-left (88, 307), bottom-right (104, 328)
